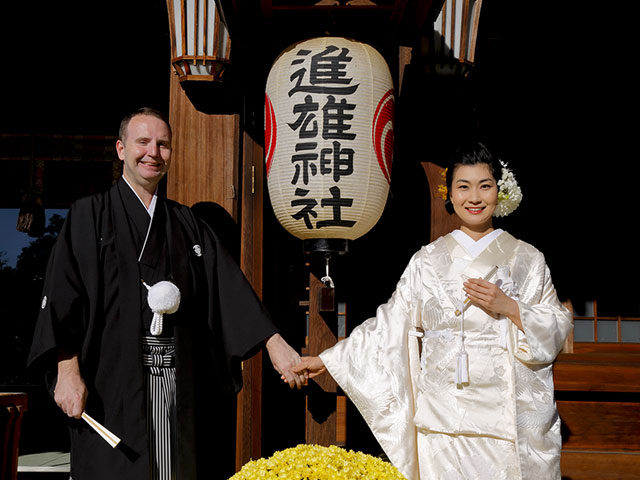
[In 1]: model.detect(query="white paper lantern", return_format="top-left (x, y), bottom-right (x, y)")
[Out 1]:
top-left (265, 37), bottom-right (394, 251)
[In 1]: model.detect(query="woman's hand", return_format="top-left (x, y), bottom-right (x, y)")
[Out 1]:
top-left (463, 278), bottom-right (523, 331)
top-left (293, 356), bottom-right (327, 380)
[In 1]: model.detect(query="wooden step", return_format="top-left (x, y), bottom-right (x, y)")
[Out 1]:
top-left (561, 450), bottom-right (640, 480)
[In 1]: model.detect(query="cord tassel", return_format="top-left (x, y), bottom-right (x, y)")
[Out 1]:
top-left (150, 312), bottom-right (163, 337)
top-left (455, 349), bottom-right (469, 384)
top-left (455, 299), bottom-right (469, 385)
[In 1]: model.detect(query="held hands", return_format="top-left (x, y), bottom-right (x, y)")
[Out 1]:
top-left (463, 278), bottom-right (523, 331)
top-left (264, 330), bottom-right (327, 389)
top-left (293, 356), bottom-right (326, 379)
top-left (55, 353), bottom-right (88, 419)
top-left (265, 333), bottom-right (306, 390)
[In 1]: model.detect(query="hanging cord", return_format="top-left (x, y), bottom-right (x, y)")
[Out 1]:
top-left (320, 253), bottom-right (335, 288)
top-left (455, 299), bottom-right (469, 385)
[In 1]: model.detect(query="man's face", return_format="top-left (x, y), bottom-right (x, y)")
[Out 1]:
top-left (116, 114), bottom-right (172, 191)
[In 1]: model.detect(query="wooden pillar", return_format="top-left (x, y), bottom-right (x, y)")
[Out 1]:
top-left (167, 73), bottom-right (265, 471)
top-left (304, 273), bottom-right (346, 446)
top-left (422, 161), bottom-right (461, 242)
top-left (236, 132), bottom-right (265, 469)
top-left (167, 73), bottom-right (240, 219)
top-left (398, 46), bottom-right (412, 96)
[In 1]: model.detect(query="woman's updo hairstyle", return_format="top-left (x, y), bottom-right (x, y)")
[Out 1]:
top-left (444, 141), bottom-right (502, 215)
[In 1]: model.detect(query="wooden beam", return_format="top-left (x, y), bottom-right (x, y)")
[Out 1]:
top-left (554, 350), bottom-right (640, 393)
top-left (561, 452), bottom-right (640, 480)
top-left (558, 400), bottom-right (640, 452)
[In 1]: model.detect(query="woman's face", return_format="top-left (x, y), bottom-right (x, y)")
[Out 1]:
top-left (450, 163), bottom-right (498, 233)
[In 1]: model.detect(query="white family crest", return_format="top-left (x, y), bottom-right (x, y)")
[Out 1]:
top-left (192, 244), bottom-right (202, 257)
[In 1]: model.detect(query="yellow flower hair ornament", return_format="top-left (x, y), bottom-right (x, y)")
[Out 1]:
top-left (437, 168), bottom-right (448, 201)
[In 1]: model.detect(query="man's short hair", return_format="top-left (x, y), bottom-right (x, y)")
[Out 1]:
top-left (118, 107), bottom-right (172, 142)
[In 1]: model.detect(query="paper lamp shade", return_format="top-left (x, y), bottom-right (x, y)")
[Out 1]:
top-left (166, 0), bottom-right (231, 82)
top-left (265, 37), bottom-right (394, 242)
top-left (433, 0), bottom-right (483, 65)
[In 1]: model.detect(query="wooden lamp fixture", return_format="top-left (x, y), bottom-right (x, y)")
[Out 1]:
top-left (166, 0), bottom-right (232, 82)
top-left (424, 0), bottom-right (484, 75)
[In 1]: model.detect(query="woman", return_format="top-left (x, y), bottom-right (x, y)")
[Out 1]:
top-left (295, 141), bottom-right (572, 480)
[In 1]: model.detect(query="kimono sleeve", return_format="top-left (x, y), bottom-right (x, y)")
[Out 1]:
top-left (27, 201), bottom-right (95, 377)
top-left (200, 222), bottom-right (278, 391)
top-left (319, 251), bottom-right (425, 480)
top-left (514, 260), bottom-right (573, 365)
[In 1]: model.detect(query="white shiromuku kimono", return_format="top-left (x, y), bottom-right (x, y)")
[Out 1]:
top-left (320, 230), bottom-right (572, 480)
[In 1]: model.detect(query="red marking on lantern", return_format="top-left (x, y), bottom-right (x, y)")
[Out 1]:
top-left (265, 93), bottom-right (277, 177)
top-left (372, 89), bottom-right (394, 184)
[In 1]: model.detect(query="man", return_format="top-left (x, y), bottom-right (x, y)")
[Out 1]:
top-left (28, 108), bottom-right (303, 480)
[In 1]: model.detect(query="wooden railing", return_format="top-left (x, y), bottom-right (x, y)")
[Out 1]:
top-left (572, 299), bottom-right (640, 343)
top-left (1, 392), bottom-right (28, 480)
top-left (555, 302), bottom-right (640, 480)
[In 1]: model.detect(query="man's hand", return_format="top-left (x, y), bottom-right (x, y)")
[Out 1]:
top-left (55, 352), bottom-right (88, 419)
top-left (265, 333), bottom-right (306, 389)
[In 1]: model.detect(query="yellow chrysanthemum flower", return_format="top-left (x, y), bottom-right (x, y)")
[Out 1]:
top-left (229, 444), bottom-right (407, 480)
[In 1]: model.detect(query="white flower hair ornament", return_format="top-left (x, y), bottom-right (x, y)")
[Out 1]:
top-left (493, 160), bottom-right (522, 217)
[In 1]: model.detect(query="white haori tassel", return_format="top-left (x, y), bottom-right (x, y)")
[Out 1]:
top-left (143, 280), bottom-right (181, 336)
top-left (455, 300), bottom-right (469, 385)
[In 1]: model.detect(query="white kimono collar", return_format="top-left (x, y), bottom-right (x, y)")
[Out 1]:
top-left (427, 231), bottom-right (518, 313)
top-left (450, 229), bottom-right (504, 259)
top-left (122, 175), bottom-right (158, 219)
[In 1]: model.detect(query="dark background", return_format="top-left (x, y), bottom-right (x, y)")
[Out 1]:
top-left (2, 0), bottom-right (635, 297)
top-left (1, 0), bottom-right (637, 463)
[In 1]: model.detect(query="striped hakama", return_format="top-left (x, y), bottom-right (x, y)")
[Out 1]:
top-left (143, 336), bottom-right (176, 480)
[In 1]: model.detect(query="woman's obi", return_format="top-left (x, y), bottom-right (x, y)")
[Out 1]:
top-left (410, 306), bottom-right (517, 442)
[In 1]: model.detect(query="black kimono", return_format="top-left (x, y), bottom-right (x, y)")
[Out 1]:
top-left (28, 179), bottom-right (278, 480)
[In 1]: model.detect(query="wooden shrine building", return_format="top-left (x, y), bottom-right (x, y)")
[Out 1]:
top-left (1, 1), bottom-right (639, 479)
